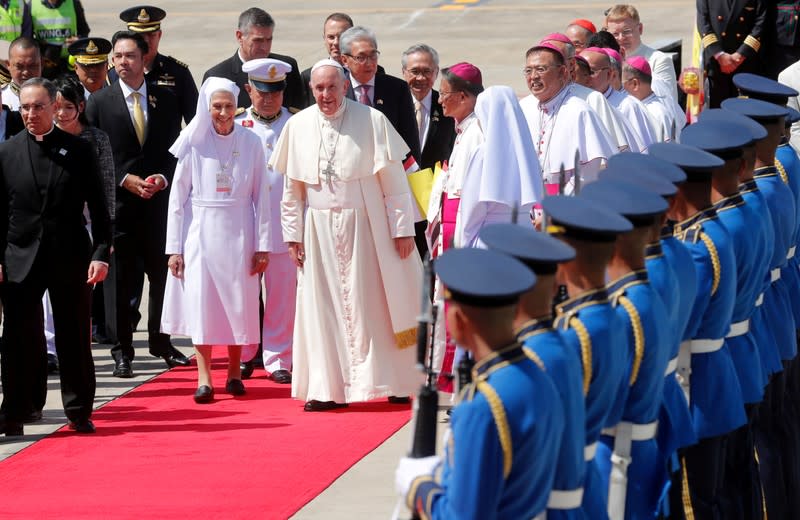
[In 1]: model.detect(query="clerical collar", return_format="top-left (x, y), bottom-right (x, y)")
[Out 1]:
top-left (455, 111), bottom-right (476, 134)
top-left (251, 107), bottom-right (282, 125)
top-left (538, 84), bottom-right (571, 113)
top-left (319, 100), bottom-right (346, 121)
top-left (29, 124), bottom-right (55, 142)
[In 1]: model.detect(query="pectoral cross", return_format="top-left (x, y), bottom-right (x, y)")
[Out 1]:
top-left (321, 162), bottom-right (337, 189)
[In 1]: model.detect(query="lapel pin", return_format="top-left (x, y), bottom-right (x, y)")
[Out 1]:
top-left (58, 148), bottom-right (67, 156)
top-left (376, 99), bottom-right (384, 105)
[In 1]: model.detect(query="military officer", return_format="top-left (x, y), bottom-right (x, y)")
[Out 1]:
top-left (542, 195), bottom-right (632, 519)
top-left (67, 37), bottom-right (110, 98)
top-left (235, 58), bottom-right (295, 384)
top-left (480, 224), bottom-right (585, 520)
top-left (649, 141), bottom-right (746, 519)
top-left (769, 1), bottom-right (800, 77)
top-left (697, 0), bottom-right (767, 106)
top-left (683, 119), bottom-right (767, 519)
top-left (395, 247), bottom-right (564, 519)
top-left (109, 6), bottom-right (198, 124)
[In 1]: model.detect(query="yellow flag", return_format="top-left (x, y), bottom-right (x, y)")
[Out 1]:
top-left (407, 162), bottom-right (444, 220)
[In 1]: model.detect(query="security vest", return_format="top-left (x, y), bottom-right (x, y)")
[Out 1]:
top-left (31, 0), bottom-right (77, 58)
top-left (0, 1), bottom-right (25, 42)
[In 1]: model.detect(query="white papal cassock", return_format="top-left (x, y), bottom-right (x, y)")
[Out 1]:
top-left (271, 98), bottom-right (423, 403)
top-left (161, 126), bottom-right (272, 345)
top-left (236, 106), bottom-right (296, 373)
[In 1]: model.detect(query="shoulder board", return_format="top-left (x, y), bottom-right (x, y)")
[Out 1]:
top-left (682, 223), bottom-right (702, 244)
top-left (235, 107), bottom-right (247, 117)
top-left (288, 106), bottom-right (301, 114)
top-left (165, 55), bottom-right (190, 69)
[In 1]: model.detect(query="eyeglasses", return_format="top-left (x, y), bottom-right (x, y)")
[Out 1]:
top-left (589, 67), bottom-right (609, 76)
top-left (523, 65), bottom-right (559, 77)
top-left (20, 103), bottom-right (50, 113)
top-left (439, 90), bottom-right (462, 100)
top-left (345, 51), bottom-right (380, 64)
top-left (405, 67), bottom-right (435, 78)
top-left (610, 29), bottom-right (635, 39)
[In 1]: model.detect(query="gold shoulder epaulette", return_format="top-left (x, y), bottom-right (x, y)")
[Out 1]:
top-left (167, 55), bottom-right (190, 69)
top-left (235, 107), bottom-right (246, 116)
top-left (288, 106), bottom-right (300, 114)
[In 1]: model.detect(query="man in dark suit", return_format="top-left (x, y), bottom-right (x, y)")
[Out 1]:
top-left (0, 77), bottom-right (110, 435)
top-left (340, 26), bottom-right (421, 163)
top-left (85, 31), bottom-right (187, 378)
top-left (0, 101), bottom-right (23, 139)
top-left (401, 44), bottom-right (455, 171)
top-left (203, 7), bottom-right (303, 111)
top-left (697, 0), bottom-right (767, 107)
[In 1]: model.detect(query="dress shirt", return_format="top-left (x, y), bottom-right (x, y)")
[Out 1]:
top-left (413, 90), bottom-right (432, 151)
top-left (349, 74), bottom-right (376, 106)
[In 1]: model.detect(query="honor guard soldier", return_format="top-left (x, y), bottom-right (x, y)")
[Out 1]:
top-left (683, 119), bottom-right (767, 519)
top-left (235, 58), bottom-right (295, 384)
top-left (67, 37), bottom-right (110, 98)
top-left (541, 195), bottom-right (632, 519)
top-left (697, 0), bottom-right (767, 107)
top-left (600, 155), bottom-right (698, 518)
top-left (395, 247), bottom-right (564, 520)
top-left (577, 179), bottom-right (671, 520)
top-left (110, 6), bottom-right (198, 124)
top-left (722, 95), bottom-right (800, 519)
top-left (649, 142), bottom-right (746, 519)
top-left (480, 224), bottom-right (586, 520)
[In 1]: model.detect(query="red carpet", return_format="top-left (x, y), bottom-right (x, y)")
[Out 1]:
top-left (0, 359), bottom-right (411, 519)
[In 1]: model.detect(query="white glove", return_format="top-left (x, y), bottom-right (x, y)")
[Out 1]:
top-left (395, 455), bottom-right (442, 498)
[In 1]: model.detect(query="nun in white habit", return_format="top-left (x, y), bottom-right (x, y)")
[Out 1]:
top-left (161, 77), bottom-right (272, 403)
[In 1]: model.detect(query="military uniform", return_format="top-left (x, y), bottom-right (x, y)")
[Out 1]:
top-left (542, 195), bottom-right (633, 519)
top-left (697, 0), bottom-right (767, 106)
top-left (769, 1), bottom-right (800, 77)
top-left (397, 247), bottom-right (564, 520)
top-left (480, 224), bottom-right (586, 520)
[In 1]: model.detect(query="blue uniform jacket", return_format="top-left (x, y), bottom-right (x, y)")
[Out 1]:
top-left (776, 142), bottom-right (800, 326)
top-left (408, 342), bottom-right (564, 520)
top-left (740, 180), bottom-right (783, 379)
top-left (555, 288), bottom-right (627, 518)
top-left (674, 208), bottom-right (746, 439)
top-left (754, 165), bottom-right (797, 361)
top-left (713, 192), bottom-right (766, 403)
top-left (648, 238), bottom-right (697, 455)
top-left (520, 318), bottom-right (587, 520)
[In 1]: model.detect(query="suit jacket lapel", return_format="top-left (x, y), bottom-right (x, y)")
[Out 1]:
top-left (426, 91), bottom-right (442, 145)
top-left (112, 82), bottom-right (140, 150)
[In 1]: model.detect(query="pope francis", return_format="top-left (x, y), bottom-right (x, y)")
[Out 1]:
top-left (270, 59), bottom-right (423, 412)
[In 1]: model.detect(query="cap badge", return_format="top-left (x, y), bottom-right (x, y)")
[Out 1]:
top-left (138, 9), bottom-right (150, 23)
top-left (86, 40), bottom-right (98, 55)
top-left (268, 65), bottom-right (277, 79)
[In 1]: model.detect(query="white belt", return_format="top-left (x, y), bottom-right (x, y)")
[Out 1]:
top-left (771, 268), bottom-right (782, 283)
top-left (755, 293), bottom-right (764, 307)
top-left (532, 513), bottom-right (546, 520)
top-left (689, 338), bottom-right (724, 354)
top-left (584, 442), bottom-right (597, 461)
top-left (601, 421), bottom-right (658, 441)
top-left (665, 356), bottom-right (678, 376)
top-left (727, 320), bottom-right (750, 338)
top-left (547, 488), bottom-right (584, 510)
top-left (789, 246), bottom-right (796, 259)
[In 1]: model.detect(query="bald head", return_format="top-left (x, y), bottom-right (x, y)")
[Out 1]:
top-left (581, 50), bottom-right (612, 93)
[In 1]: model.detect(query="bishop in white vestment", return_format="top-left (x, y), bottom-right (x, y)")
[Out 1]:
top-left (270, 60), bottom-right (423, 410)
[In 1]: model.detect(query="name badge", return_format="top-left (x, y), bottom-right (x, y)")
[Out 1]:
top-left (216, 172), bottom-right (232, 193)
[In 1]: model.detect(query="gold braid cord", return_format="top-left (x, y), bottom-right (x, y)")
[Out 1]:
top-left (699, 232), bottom-right (721, 296)
top-left (523, 349), bottom-right (546, 372)
top-left (618, 295), bottom-right (645, 386)
top-left (570, 317), bottom-right (592, 396)
top-left (476, 381), bottom-right (513, 479)
top-left (681, 456), bottom-right (696, 520)
top-left (776, 159), bottom-right (789, 185)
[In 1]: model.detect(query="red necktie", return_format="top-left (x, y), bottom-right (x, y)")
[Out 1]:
top-left (358, 84), bottom-right (371, 106)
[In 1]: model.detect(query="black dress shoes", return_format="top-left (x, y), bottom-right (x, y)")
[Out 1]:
top-left (303, 400), bottom-right (348, 412)
top-left (270, 369), bottom-right (292, 384)
top-left (225, 379), bottom-right (246, 396)
top-left (388, 396), bottom-right (411, 404)
top-left (194, 385), bottom-right (214, 404)
top-left (68, 418), bottom-right (96, 434)
top-left (0, 416), bottom-right (23, 436)
top-left (47, 354), bottom-right (59, 374)
top-left (151, 346), bottom-right (191, 368)
top-left (240, 361), bottom-right (255, 380)
top-left (23, 410), bottom-right (43, 424)
top-left (113, 356), bottom-right (134, 378)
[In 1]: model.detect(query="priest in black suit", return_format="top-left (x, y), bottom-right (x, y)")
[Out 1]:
top-left (340, 26), bottom-right (421, 163)
top-left (401, 44), bottom-right (456, 171)
top-left (0, 78), bottom-right (111, 435)
top-left (85, 31), bottom-right (187, 378)
top-left (203, 7), bottom-right (303, 110)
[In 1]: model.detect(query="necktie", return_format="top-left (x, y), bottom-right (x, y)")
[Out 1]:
top-left (358, 84), bottom-right (371, 106)
top-left (414, 100), bottom-right (424, 143)
top-left (132, 92), bottom-right (146, 146)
